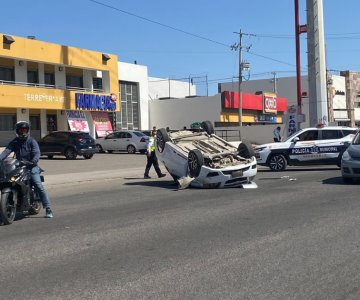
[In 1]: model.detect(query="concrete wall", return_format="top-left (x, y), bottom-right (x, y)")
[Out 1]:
top-left (148, 77), bottom-right (196, 100)
top-left (149, 95), bottom-right (220, 130)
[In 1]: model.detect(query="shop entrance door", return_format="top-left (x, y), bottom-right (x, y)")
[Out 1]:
top-left (47, 115), bottom-right (57, 132)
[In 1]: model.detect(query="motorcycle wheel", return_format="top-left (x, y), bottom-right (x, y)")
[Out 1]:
top-left (0, 190), bottom-right (16, 225)
top-left (29, 202), bottom-right (41, 215)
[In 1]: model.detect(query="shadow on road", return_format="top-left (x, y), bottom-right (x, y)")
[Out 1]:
top-left (258, 167), bottom-right (340, 173)
top-left (124, 179), bottom-right (179, 190)
top-left (322, 176), bottom-right (360, 185)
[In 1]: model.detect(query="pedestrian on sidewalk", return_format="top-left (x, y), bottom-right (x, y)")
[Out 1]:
top-left (273, 126), bottom-right (282, 143)
top-left (144, 127), bottom-right (166, 179)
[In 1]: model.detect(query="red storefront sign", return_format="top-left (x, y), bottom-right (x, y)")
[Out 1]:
top-left (221, 91), bottom-right (287, 112)
top-left (91, 112), bottom-right (113, 137)
top-left (263, 93), bottom-right (277, 114)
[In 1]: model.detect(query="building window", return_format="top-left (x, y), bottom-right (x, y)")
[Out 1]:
top-left (29, 115), bottom-right (41, 130)
top-left (0, 114), bottom-right (16, 130)
top-left (0, 66), bottom-right (15, 82)
top-left (66, 75), bottom-right (83, 89)
top-left (45, 72), bottom-right (55, 86)
top-left (27, 70), bottom-right (39, 84)
top-left (118, 81), bottom-right (140, 130)
top-left (93, 77), bottom-right (103, 91)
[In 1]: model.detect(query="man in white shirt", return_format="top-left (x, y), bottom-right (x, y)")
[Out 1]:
top-left (273, 126), bottom-right (282, 142)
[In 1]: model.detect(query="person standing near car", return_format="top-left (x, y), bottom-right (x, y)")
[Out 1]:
top-left (144, 127), bottom-right (166, 179)
top-left (273, 126), bottom-right (282, 143)
top-left (0, 121), bottom-right (53, 218)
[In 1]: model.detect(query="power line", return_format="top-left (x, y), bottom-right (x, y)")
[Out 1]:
top-left (89, 0), bottom-right (229, 47)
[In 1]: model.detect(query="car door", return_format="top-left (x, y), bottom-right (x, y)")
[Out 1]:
top-left (101, 132), bottom-right (118, 151)
top-left (316, 129), bottom-right (343, 163)
top-left (118, 131), bottom-right (132, 151)
top-left (39, 132), bottom-right (68, 154)
top-left (288, 129), bottom-right (320, 164)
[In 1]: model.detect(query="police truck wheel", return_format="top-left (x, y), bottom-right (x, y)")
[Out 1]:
top-left (156, 128), bottom-right (170, 153)
top-left (0, 190), bottom-right (16, 225)
top-left (237, 141), bottom-right (255, 158)
top-left (269, 154), bottom-right (287, 171)
top-left (188, 149), bottom-right (204, 178)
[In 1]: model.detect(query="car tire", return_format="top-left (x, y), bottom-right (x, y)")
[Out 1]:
top-left (238, 141), bottom-right (255, 158)
top-left (188, 149), bottom-right (204, 178)
top-left (64, 148), bottom-right (77, 160)
top-left (96, 144), bottom-right (104, 153)
top-left (269, 154), bottom-right (287, 171)
top-left (201, 120), bottom-right (215, 135)
top-left (47, 155), bottom-right (54, 159)
top-left (156, 128), bottom-right (170, 153)
top-left (127, 145), bottom-right (136, 154)
top-left (83, 154), bottom-right (93, 159)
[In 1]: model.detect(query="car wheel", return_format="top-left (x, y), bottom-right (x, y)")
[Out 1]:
top-left (238, 141), bottom-right (255, 158)
top-left (96, 144), bottom-right (104, 153)
top-left (343, 177), bottom-right (353, 184)
top-left (64, 148), bottom-right (77, 160)
top-left (107, 150), bottom-right (113, 154)
top-left (269, 154), bottom-right (287, 171)
top-left (188, 149), bottom-right (204, 177)
top-left (201, 120), bottom-right (215, 135)
top-left (47, 155), bottom-right (54, 159)
top-left (127, 145), bottom-right (136, 154)
top-left (156, 128), bottom-right (170, 153)
top-left (83, 154), bottom-right (93, 159)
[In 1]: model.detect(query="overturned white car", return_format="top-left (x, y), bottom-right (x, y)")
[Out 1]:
top-left (155, 121), bottom-right (258, 188)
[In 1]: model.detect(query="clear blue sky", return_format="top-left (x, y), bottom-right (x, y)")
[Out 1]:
top-left (1, 0), bottom-right (359, 96)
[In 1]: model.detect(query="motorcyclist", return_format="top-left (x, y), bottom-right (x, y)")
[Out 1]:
top-left (0, 121), bottom-right (53, 218)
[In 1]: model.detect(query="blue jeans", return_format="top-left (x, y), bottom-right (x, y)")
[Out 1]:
top-left (30, 166), bottom-right (51, 209)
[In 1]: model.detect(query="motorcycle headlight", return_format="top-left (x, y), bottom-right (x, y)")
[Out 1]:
top-left (342, 150), bottom-right (350, 161)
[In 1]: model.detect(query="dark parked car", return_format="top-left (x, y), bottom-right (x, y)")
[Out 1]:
top-left (38, 131), bottom-right (96, 160)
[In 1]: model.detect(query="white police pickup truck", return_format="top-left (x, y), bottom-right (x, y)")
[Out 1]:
top-left (255, 126), bottom-right (357, 171)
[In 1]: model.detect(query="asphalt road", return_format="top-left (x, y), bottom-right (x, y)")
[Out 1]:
top-left (1, 153), bottom-right (360, 299)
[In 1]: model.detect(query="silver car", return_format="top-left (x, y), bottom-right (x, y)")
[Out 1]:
top-left (95, 130), bottom-right (149, 154)
top-left (341, 130), bottom-right (360, 183)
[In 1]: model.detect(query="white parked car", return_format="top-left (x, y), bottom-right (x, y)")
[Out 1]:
top-left (341, 130), bottom-right (360, 183)
top-left (96, 130), bottom-right (149, 154)
top-left (155, 121), bottom-right (258, 189)
top-left (255, 126), bottom-right (357, 171)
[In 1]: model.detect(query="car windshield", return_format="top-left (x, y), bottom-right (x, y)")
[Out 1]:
top-left (284, 129), bottom-right (305, 142)
top-left (352, 132), bottom-right (360, 145)
top-left (133, 131), bottom-right (146, 137)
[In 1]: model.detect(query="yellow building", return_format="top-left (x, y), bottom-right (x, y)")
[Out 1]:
top-left (0, 33), bottom-right (119, 145)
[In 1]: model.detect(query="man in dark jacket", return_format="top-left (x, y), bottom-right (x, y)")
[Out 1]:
top-left (0, 121), bottom-right (53, 218)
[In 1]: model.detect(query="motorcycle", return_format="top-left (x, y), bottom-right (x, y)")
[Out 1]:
top-left (0, 158), bottom-right (43, 225)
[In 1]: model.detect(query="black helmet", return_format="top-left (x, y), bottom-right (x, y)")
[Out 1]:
top-left (15, 121), bottom-right (30, 140)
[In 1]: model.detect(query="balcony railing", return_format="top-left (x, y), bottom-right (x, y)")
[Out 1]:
top-left (0, 80), bottom-right (104, 93)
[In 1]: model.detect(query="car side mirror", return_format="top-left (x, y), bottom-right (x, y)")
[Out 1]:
top-left (344, 141), bottom-right (350, 148)
top-left (292, 137), bottom-right (300, 143)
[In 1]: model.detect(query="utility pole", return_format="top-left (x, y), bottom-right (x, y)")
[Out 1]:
top-left (231, 30), bottom-right (254, 127)
top-left (271, 71), bottom-right (277, 94)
